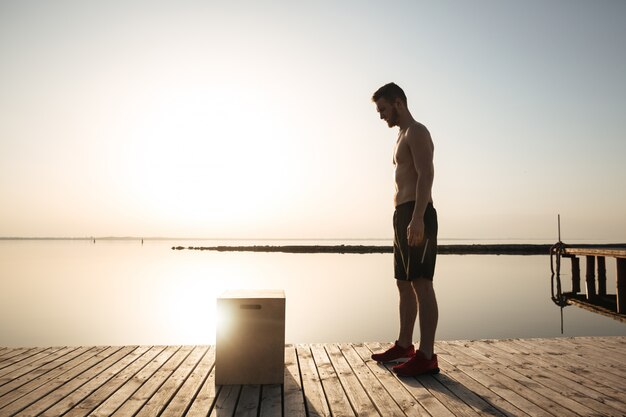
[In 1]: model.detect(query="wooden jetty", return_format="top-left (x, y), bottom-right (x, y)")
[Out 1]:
top-left (1, 336), bottom-right (625, 416)
top-left (553, 245), bottom-right (626, 322)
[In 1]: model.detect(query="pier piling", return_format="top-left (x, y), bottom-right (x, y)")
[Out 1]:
top-left (597, 256), bottom-right (606, 296)
top-left (585, 255), bottom-right (596, 300)
top-left (618, 258), bottom-right (626, 314)
top-left (571, 257), bottom-right (580, 293)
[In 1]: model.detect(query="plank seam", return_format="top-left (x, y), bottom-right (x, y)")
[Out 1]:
top-left (149, 345), bottom-right (207, 417)
top-left (177, 346), bottom-right (216, 417)
top-left (323, 344), bottom-right (360, 417)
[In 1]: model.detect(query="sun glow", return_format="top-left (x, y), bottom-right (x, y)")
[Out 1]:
top-left (112, 82), bottom-right (299, 236)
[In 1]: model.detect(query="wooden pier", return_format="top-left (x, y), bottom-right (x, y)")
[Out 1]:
top-left (1, 336), bottom-right (625, 416)
top-left (554, 245), bottom-right (626, 321)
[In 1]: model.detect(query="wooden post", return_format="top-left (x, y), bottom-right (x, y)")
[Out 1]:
top-left (617, 258), bottom-right (626, 314)
top-left (597, 256), bottom-right (606, 296)
top-left (586, 256), bottom-right (596, 300)
top-left (571, 257), bottom-right (580, 293)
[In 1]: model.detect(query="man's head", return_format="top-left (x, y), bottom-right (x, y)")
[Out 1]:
top-left (372, 82), bottom-right (407, 128)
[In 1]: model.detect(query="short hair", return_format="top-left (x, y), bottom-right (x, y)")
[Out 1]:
top-left (372, 82), bottom-right (407, 105)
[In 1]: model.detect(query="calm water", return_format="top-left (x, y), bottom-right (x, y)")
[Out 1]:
top-left (1, 239), bottom-right (624, 347)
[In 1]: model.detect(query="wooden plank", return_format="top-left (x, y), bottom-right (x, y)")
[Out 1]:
top-left (297, 344), bottom-right (331, 417)
top-left (566, 336), bottom-right (626, 366)
top-left (110, 345), bottom-right (194, 416)
top-left (590, 336), bottom-right (626, 362)
top-left (438, 343), bottom-right (553, 417)
top-left (437, 342), bottom-right (532, 416)
top-left (339, 343), bottom-right (405, 417)
top-left (444, 340), bottom-right (503, 365)
top-left (351, 343), bottom-right (431, 417)
top-left (0, 348), bottom-right (62, 378)
top-left (495, 339), bottom-right (626, 417)
top-left (592, 335), bottom-right (626, 350)
top-left (0, 347), bottom-right (112, 415)
top-left (488, 342), bottom-right (624, 415)
top-left (433, 371), bottom-right (509, 417)
top-left (435, 344), bottom-right (529, 417)
top-left (438, 369), bottom-right (525, 417)
top-left (451, 341), bottom-right (586, 416)
top-left (12, 347), bottom-right (116, 410)
top-left (511, 338), bottom-right (626, 401)
top-left (563, 247), bottom-right (626, 258)
top-left (488, 364), bottom-right (581, 417)
top-left (283, 344), bottom-right (306, 417)
top-left (259, 384), bottom-right (282, 417)
top-left (451, 367), bottom-right (552, 417)
top-left (14, 345), bottom-right (137, 417)
top-left (548, 338), bottom-right (626, 379)
top-left (0, 347), bottom-right (105, 414)
top-left (435, 341), bottom-right (493, 367)
top-left (0, 348), bottom-right (37, 369)
top-left (510, 338), bottom-right (626, 389)
top-left (39, 345), bottom-right (157, 417)
top-left (0, 338), bottom-right (624, 417)
top-left (448, 340), bottom-right (531, 368)
top-left (208, 384), bottom-right (240, 417)
top-left (401, 343), bottom-right (510, 417)
top-left (410, 371), bottom-right (482, 417)
top-left (161, 346), bottom-right (215, 417)
top-left (0, 347), bottom-right (84, 395)
top-left (185, 350), bottom-right (219, 417)
top-left (310, 344), bottom-right (355, 417)
top-left (325, 343), bottom-right (378, 417)
top-left (134, 345), bottom-right (207, 417)
top-left (86, 346), bottom-right (179, 417)
top-left (234, 384), bottom-right (261, 417)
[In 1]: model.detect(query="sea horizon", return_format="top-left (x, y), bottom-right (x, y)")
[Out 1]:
top-left (1, 236), bottom-right (624, 245)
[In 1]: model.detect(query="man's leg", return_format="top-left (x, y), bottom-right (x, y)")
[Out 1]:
top-left (370, 279), bottom-right (417, 362)
top-left (397, 280), bottom-right (418, 348)
top-left (412, 278), bottom-right (438, 359)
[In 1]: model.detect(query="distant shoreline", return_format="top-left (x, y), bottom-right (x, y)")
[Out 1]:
top-left (172, 244), bottom-right (556, 255)
top-left (3, 238), bottom-right (624, 255)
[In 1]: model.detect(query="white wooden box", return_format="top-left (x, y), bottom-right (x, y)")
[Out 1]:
top-left (216, 289), bottom-right (285, 385)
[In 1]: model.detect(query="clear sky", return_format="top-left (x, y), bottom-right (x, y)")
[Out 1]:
top-left (1, 0), bottom-right (625, 240)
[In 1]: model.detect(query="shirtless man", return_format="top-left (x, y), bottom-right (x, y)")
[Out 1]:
top-left (370, 83), bottom-right (439, 376)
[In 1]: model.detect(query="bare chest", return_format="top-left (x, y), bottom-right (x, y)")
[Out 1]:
top-left (393, 134), bottom-right (413, 167)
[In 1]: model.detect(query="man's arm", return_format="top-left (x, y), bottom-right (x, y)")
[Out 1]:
top-left (406, 125), bottom-right (434, 246)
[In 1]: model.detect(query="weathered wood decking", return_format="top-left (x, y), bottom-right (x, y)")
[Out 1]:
top-left (1, 337), bottom-right (625, 416)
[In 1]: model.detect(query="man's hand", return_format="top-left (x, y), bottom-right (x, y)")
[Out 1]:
top-left (407, 218), bottom-right (424, 247)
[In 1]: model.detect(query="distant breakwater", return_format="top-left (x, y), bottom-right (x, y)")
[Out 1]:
top-left (171, 244), bottom-right (553, 255)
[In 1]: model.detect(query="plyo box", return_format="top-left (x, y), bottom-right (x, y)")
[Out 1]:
top-left (216, 289), bottom-right (285, 385)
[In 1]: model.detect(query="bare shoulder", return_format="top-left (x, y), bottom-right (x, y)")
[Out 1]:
top-left (405, 122), bottom-right (433, 150)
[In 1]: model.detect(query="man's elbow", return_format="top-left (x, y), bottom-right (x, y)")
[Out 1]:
top-left (418, 168), bottom-right (434, 184)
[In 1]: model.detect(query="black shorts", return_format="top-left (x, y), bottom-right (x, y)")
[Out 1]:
top-left (393, 201), bottom-right (438, 280)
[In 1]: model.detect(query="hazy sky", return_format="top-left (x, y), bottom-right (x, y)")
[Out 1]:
top-left (1, 0), bottom-right (625, 240)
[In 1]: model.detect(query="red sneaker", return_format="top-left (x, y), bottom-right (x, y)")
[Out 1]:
top-left (371, 341), bottom-right (415, 363)
top-left (392, 350), bottom-right (439, 376)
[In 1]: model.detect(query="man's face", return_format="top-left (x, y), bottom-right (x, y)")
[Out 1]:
top-left (375, 98), bottom-right (399, 128)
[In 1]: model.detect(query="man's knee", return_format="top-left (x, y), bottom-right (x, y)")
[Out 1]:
top-left (411, 278), bottom-right (434, 295)
top-left (396, 280), bottom-right (415, 295)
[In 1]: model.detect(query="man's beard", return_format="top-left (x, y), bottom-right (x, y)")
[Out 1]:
top-left (387, 108), bottom-right (399, 127)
